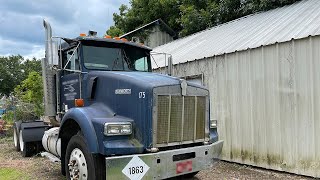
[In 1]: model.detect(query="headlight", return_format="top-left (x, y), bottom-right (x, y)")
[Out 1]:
top-left (104, 122), bottom-right (132, 136)
top-left (210, 119), bottom-right (217, 129)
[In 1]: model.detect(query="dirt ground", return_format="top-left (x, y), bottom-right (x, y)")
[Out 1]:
top-left (0, 136), bottom-right (315, 180)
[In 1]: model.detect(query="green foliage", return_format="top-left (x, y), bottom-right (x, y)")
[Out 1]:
top-left (106, 26), bottom-right (124, 37)
top-left (2, 111), bottom-right (14, 124)
top-left (22, 57), bottom-right (42, 76)
top-left (241, 0), bottom-right (301, 14)
top-left (107, 0), bottom-right (182, 36)
top-left (0, 56), bottom-right (41, 96)
top-left (0, 55), bottom-right (24, 96)
top-left (107, 0), bottom-right (301, 38)
top-left (2, 71), bottom-right (44, 122)
top-left (14, 71), bottom-right (44, 119)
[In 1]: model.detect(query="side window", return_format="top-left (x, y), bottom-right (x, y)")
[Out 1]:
top-left (62, 48), bottom-right (80, 74)
top-left (134, 57), bottom-right (148, 71)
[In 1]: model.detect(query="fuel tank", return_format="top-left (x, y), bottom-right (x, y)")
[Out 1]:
top-left (42, 127), bottom-right (61, 157)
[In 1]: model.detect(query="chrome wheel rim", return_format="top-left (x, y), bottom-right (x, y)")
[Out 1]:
top-left (19, 130), bottom-right (24, 152)
top-left (13, 128), bottom-right (18, 147)
top-left (68, 148), bottom-right (88, 180)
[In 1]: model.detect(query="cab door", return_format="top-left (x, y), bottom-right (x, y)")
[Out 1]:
top-left (60, 47), bottom-right (81, 111)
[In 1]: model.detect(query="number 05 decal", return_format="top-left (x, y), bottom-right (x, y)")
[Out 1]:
top-left (139, 92), bottom-right (145, 98)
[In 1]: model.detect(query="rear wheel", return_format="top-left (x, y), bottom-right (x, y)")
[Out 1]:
top-left (13, 127), bottom-right (20, 151)
top-left (65, 134), bottom-right (105, 180)
top-left (19, 130), bottom-right (33, 157)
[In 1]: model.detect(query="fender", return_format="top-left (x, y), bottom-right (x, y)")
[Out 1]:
top-left (60, 107), bottom-right (99, 153)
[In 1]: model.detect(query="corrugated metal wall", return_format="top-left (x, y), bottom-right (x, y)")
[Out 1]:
top-left (154, 36), bottom-right (320, 177)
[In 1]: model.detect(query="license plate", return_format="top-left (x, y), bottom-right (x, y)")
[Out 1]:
top-left (176, 160), bottom-right (193, 174)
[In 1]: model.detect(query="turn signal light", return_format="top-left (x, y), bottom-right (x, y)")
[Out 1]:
top-left (75, 99), bottom-right (84, 107)
top-left (80, 33), bottom-right (86, 37)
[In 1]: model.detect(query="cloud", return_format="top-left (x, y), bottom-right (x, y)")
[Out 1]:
top-left (0, 0), bottom-right (129, 59)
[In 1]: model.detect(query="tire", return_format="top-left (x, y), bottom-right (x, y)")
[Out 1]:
top-left (19, 130), bottom-right (33, 157)
top-left (13, 127), bottom-right (20, 151)
top-left (65, 134), bottom-right (105, 180)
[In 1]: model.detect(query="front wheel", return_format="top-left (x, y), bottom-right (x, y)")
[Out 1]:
top-left (65, 134), bottom-right (105, 180)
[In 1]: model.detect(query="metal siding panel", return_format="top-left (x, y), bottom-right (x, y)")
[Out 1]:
top-left (294, 38), bottom-right (316, 175)
top-left (238, 50), bottom-right (254, 165)
top-left (254, 47), bottom-right (267, 167)
top-left (263, 45), bottom-right (280, 170)
top-left (311, 36), bottom-right (320, 177)
top-left (278, 41), bottom-right (295, 171)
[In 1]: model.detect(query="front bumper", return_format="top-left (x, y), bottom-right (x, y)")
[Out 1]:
top-left (105, 140), bottom-right (223, 180)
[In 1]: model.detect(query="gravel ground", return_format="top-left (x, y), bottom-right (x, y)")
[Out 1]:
top-left (191, 161), bottom-right (314, 180)
top-left (0, 137), bottom-right (315, 180)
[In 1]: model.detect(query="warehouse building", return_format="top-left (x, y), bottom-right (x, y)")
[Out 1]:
top-left (152, 0), bottom-right (320, 177)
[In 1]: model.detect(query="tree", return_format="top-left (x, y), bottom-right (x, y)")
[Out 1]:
top-left (0, 56), bottom-right (41, 96)
top-left (106, 0), bottom-right (182, 36)
top-left (14, 71), bottom-right (44, 118)
top-left (106, 26), bottom-right (124, 37)
top-left (0, 55), bottom-right (25, 96)
top-left (21, 57), bottom-right (42, 76)
top-left (107, 0), bottom-right (301, 38)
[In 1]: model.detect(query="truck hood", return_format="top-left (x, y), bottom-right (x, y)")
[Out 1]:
top-left (87, 71), bottom-right (182, 88)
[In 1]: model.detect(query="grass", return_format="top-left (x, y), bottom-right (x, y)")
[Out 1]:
top-left (0, 167), bottom-right (30, 180)
top-left (0, 136), bottom-right (12, 144)
top-left (0, 136), bottom-right (65, 180)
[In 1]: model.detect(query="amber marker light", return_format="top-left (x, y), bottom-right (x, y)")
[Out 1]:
top-left (80, 33), bottom-right (86, 37)
top-left (121, 38), bottom-right (128, 42)
top-left (114, 37), bottom-right (121, 40)
top-left (104, 35), bottom-right (112, 39)
top-left (75, 99), bottom-right (84, 107)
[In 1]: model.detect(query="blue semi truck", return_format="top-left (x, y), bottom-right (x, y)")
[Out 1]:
top-left (13, 20), bottom-right (223, 180)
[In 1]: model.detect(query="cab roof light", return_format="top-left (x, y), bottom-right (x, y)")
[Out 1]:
top-left (121, 38), bottom-right (128, 42)
top-left (114, 37), bottom-right (121, 40)
top-left (75, 99), bottom-right (84, 107)
top-left (104, 35), bottom-right (112, 39)
top-left (80, 33), bottom-right (86, 37)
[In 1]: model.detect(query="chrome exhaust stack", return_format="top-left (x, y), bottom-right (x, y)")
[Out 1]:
top-left (43, 19), bottom-right (59, 126)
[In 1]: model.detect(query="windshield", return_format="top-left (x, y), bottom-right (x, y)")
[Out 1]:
top-left (83, 45), bottom-right (151, 72)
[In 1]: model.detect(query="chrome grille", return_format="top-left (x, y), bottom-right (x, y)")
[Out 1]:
top-left (156, 95), bottom-right (206, 146)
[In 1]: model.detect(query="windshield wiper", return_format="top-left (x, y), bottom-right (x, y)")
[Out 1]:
top-left (111, 57), bottom-right (119, 71)
top-left (111, 49), bottom-right (122, 71)
top-left (121, 49), bottom-right (132, 69)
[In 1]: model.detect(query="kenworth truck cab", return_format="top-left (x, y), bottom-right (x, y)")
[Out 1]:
top-left (13, 20), bottom-right (223, 180)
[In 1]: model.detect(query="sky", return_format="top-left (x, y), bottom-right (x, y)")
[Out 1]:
top-left (0, 0), bottom-right (129, 59)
